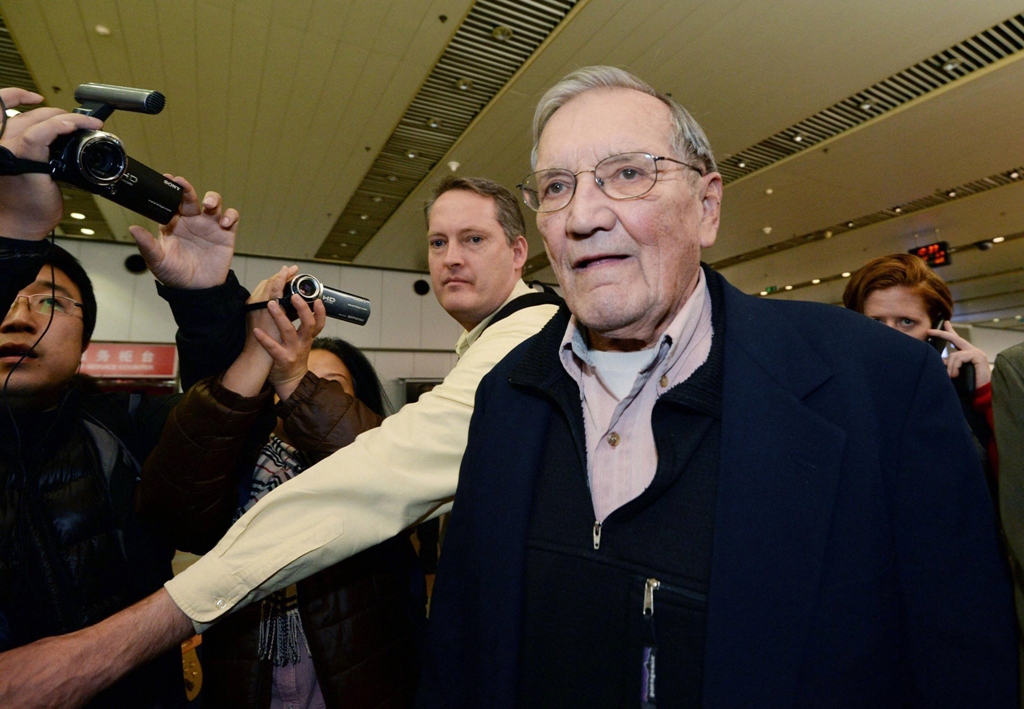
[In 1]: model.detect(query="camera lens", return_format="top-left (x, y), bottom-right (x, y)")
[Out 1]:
top-left (76, 133), bottom-right (126, 184)
top-left (293, 276), bottom-right (321, 299)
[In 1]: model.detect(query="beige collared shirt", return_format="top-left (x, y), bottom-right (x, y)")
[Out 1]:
top-left (558, 268), bottom-right (713, 522)
top-left (165, 279), bottom-right (558, 630)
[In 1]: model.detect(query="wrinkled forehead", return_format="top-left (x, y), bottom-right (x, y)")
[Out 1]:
top-left (536, 88), bottom-right (675, 170)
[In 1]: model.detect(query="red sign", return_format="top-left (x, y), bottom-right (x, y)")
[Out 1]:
top-left (909, 241), bottom-right (950, 267)
top-left (80, 343), bottom-right (178, 379)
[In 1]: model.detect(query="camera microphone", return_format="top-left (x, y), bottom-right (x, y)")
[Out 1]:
top-left (73, 83), bottom-right (165, 119)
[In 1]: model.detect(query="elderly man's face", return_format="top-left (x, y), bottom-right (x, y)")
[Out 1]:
top-left (535, 88), bottom-right (721, 350)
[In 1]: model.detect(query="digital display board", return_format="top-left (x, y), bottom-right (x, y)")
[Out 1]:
top-left (909, 241), bottom-right (950, 267)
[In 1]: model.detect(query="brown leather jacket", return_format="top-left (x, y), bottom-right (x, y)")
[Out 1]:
top-left (140, 372), bottom-right (425, 709)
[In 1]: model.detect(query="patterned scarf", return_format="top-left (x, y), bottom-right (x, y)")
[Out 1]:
top-left (236, 434), bottom-right (308, 666)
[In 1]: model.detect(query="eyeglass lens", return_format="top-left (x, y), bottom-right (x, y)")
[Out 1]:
top-left (9, 294), bottom-right (78, 316)
top-left (520, 152), bottom-right (660, 212)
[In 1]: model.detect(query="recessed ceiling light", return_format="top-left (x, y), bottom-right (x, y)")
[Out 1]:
top-left (785, 285), bottom-right (793, 291)
top-left (947, 191), bottom-right (956, 197)
top-left (1016, 315), bottom-right (1023, 320)
top-left (426, 117), bottom-right (442, 129)
top-left (347, 229), bottom-right (357, 235)
top-left (847, 222), bottom-right (854, 228)
top-left (993, 236), bottom-right (1006, 243)
top-left (372, 196), bottom-right (383, 203)
top-left (455, 78), bottom-right (473, 91)
top-left (762, 226), bottom-right (772, 234)
top-left (759, 291), bottom-right (768, 296)
top-left (793, 133), bottom-right (803, 143)
top-left (387, 175), bottom-right (398, 182)
top-left (94, 25), bottom-right (111, 36)
top-left (70, 212), bottom-right (86, 220)
top-left (491, 25), bottom-right (514, 41)
top-left (993, 318), bottom-right (1001, 323)
top-left (765, 188), bottom-right (773, 195)
top-left (80, 228), bottom-right (95, 235)
top-left (811, 278), bottom-right (821, 284)
top-left (737, 161), bottom-right (746, 168)
top-left (842, 272), bottom-right (851, 278)
top-left (824, 230), bottom-right (833, 238)
top-left (942, 58), bottom-right (962, 72)
top-left (1011, 171), bottom-right (1020, 179)
top-left (406, 150), bottom-right (417, 159)
top-left (359, 214), bottom-right (369, 220)
top-left (339, 243), bottom-right (348, 248)
top-left (860, 101), bottom-right (873, 111)
top-left (893, 207), bottom-right (902, 213)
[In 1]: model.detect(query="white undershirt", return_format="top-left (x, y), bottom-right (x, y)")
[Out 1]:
top-left (587, 347), bottom-right (657, 401)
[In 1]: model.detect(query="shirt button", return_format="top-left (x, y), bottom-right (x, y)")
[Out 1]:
top-left (660, 375), bottom-right (669, 388)
top-left (215, 598), bottom-right (227, 609)
top-left (608, 432), bottom-right (620, 447)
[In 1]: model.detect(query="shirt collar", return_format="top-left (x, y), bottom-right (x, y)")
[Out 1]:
top-left (455, 279), bottom-right (536, 357)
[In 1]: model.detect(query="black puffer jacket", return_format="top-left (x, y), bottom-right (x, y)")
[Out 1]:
top-left (141, 372), bottom-right (426, 709)
top-left (0, 385), bottom-right (186, 708)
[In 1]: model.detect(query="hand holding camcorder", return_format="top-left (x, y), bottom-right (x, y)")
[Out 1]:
top-left (0, 83), bottom-right (183, 224)
top-left (247, 274), bottom-right (371, 326)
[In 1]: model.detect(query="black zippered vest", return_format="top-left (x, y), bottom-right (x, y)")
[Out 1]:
top-left (516, 272), bottom-right (725, 708)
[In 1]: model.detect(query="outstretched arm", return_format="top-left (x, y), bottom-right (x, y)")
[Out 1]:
top-left (0, 589), bottom-right (192, 709)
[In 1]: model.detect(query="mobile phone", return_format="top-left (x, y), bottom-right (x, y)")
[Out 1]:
top-left (927, 318), bottom-right (947, 353)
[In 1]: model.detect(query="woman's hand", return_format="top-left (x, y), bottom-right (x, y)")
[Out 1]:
top-left (252, 286), bottom-right (327, 402)
top-left (925, 320), bottom-right (991, 388)
top-left (220, 265), bottom-right (297, 396)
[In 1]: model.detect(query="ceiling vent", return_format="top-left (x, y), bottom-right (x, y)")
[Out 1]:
top-left (718, 13), bottom-right (1024, 183)
top-left (317, 0), bottom-right (578, 261)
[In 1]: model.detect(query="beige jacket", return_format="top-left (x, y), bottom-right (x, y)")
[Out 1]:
top-left (165, 280), bottom-right (559, 629)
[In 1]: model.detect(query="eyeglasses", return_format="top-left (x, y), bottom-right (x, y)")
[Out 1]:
top-left (8, 293), bottom-right (84, 317)
top-left (517, 152), bottom-right (704, 213)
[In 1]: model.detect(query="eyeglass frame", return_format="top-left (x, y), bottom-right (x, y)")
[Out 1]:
top-left (517, 152), bottom-right (705, 213)
top-left (8, 293), bottom-right (85, 318)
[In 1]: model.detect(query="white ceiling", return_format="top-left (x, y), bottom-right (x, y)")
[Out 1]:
top-left (3, 0), bottom-right (1024, 329)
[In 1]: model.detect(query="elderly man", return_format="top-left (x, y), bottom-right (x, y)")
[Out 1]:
top-left (417, 67), bottom-right (1017, 707)
top-left (0, 175), bottom-right (559, 707)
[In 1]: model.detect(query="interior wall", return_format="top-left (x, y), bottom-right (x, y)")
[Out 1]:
top-left (56, 237), bottom-right (462, 407)
top-left (968, 325), bottom-right (1024, 363)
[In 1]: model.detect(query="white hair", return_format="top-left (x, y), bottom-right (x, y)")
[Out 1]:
top-left (531, 65), bottom-right (717, 174)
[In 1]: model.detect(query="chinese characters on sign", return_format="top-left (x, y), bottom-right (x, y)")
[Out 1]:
top-left (80, 343), bottom-right (177, 379)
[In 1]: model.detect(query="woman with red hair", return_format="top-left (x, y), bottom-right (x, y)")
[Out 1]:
top-left (844, 253), bottom-right (997, 485)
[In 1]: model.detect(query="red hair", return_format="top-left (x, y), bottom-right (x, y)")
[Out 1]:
top-left (843, 253), bottom-right (953, 323)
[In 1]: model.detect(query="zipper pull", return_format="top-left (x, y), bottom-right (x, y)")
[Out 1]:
top-left (643, 578), bottom-right (660, 617)
top-left (593, 520), bottom-right (602, 550)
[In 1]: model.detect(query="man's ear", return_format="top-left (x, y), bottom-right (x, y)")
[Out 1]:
top-left (698, 173), bottom-right (723, 249)
top-left (511, 235), bottom-right (528, 271)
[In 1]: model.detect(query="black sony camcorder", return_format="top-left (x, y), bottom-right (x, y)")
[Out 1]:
top-left (280, 274), bottom-right (371, 326)
top-left (47, 83), bottom-right (183, 224)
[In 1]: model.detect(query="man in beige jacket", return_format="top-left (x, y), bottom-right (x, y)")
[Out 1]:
top-left (0, 175), bottom-right (560, 707)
